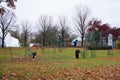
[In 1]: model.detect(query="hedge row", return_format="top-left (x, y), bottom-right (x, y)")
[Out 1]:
top-left (87, 46), bottom-right (112, 50)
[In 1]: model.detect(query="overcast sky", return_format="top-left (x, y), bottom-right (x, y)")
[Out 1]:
top-left (15, 0), bottom-right (120, 28)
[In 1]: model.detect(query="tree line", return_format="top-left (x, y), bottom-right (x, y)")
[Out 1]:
top-left (11, 5), bottom-right (91, 48)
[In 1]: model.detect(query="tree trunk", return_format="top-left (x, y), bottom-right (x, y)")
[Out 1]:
top-left (81, 36), bottom-right (84, 47)
top-left (1, 37), bottom-right (5, 48)
top-left (43, 34), bottom-right (45, 47)
top-left (24, 37), bottom-right (27, 47)
top-left (62, 34), bottom-right (64, 47)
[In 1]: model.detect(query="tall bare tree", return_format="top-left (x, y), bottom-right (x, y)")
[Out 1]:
top-left (58, 17), bottom-right (70, 47)
top-left (74, 5), bottom-right (91, 47)
top-left (20, 21), bottom-right (31, 47)
top-left (0, 11), bottom-right (15, 48)
top-left (38, 15), bottom-right (53, 47)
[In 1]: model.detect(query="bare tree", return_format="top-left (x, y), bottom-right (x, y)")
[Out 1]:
top-left (0, 11), bottom-right (15, 48)
top-left (20, 21), bottom-right (31, 47)
top-left (58, 17), bottom-right (70, 47)
top-left (74, 5), bottom-right (91, 47)
top-left (38, 15), bottom-right (53, 47)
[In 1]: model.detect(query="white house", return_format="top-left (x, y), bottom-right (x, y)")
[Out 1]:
top-left (0, 33), bottom-right (21, 47)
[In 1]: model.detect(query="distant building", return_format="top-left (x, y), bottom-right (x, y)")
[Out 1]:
top-left (87, 28), bottom-right (120, 48)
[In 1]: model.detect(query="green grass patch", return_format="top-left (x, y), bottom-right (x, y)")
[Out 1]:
top-left (0, 47), bottom-right (120, 79)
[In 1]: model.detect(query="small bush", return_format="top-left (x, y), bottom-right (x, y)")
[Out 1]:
top-left (107, 50), bottom-right (114, 57)
top-left (87, 46), bottom-right (112, 50)
top-left (81, 51), bottom-right (87, 58)
top-left (116, 40), bottom-right (120, 49)
top-left (91, 50), bottom-right (97, 58)
top-left (0, 71), bottom-right (2, 79)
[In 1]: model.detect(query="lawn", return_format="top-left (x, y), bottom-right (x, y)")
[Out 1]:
top-left (0, 47), bottom-right (120, 80)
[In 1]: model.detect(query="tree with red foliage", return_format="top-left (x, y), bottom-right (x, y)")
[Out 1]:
top-left (88, 19), bottom-right (111, 40)
top-left (88, 19), bottom-right (111, 32)
top-left (88, 19), bottom-right (120, 39)
top-left (87, 19), bottom-right (112, 47)
top-left (0, 0), bottom-right (16, 14)
top-left (109, 28), bottom-right (120, 40)
top-left (87, 19), bottom-right (120, 48)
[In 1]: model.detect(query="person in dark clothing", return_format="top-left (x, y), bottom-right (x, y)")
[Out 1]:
top-left (75, 49), bottom-right (80, 59)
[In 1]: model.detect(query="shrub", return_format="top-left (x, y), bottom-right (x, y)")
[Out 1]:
top-left (91, 50), bottom-right (97, 58)
top-left (107, 50), bottom-right (114, 57)
top-left (87, 45), bottom-right (112, 50)
top-left (0, 71), bottom-right (2, 79)
top-left (116, 40), bottom-right (120, 49)
top-left (81, 50), bottom-right (87, 58)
